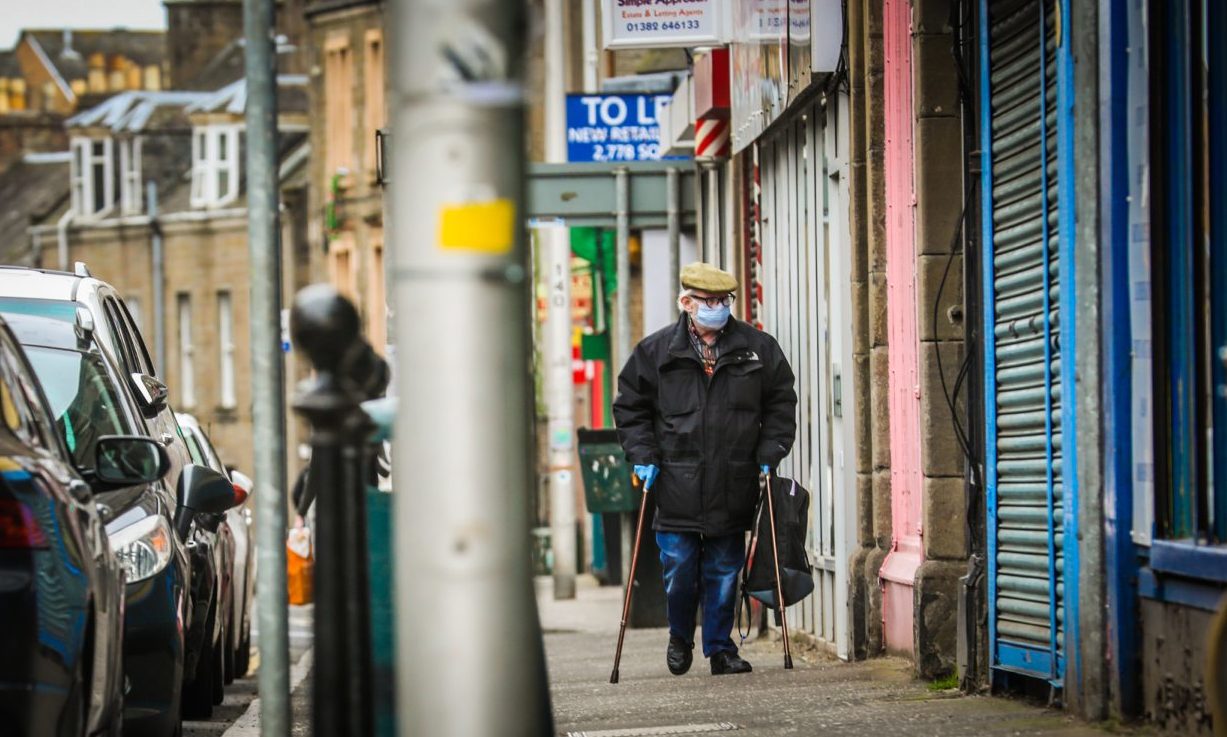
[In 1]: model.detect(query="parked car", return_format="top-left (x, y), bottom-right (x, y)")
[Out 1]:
top-left (0, 315), bottom-right (147, 736)
top-left (175, 414), bottom-right (253, 681)
top-left (0, 267), bottom-right (240, 735)
top-left (226, 466), bottom-right (255, 678)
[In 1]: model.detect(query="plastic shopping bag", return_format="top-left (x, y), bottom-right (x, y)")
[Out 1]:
top-left (287, 526), bottom-right (314, 605)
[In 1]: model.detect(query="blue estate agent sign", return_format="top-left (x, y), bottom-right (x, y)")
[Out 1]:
top-left (566, 93), bottom-right (674, 162)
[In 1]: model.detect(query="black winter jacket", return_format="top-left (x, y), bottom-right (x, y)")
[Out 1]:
top-left (612, 314), bottom-right (797, 536)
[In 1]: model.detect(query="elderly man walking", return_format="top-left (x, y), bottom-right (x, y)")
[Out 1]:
top-left (613, 262), bottom-right (797, 676)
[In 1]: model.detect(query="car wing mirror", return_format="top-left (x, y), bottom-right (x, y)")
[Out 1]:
top-left (93, 435), bottom-right (171, 488)
top-left (130, 373), bottom-right (169, 418)
top-left (174, 464), bottom-right (239, 539)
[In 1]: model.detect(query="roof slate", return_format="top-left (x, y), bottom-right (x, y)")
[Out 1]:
top-left (0, 158), bottom-right (70, 265)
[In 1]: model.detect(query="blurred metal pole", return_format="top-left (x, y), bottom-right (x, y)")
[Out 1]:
top-left (147, 181), bottom-right (166, 374)
top-left (545, 226), bottom-right (577, 599)
top-left (666, 167), bottom-right (680, 301)
top-left (388, 0), bottom-right (552, 733)
top-left (244, 0), bottom-right (289, 734)
top-left (614, 167), bottom-right (630, 369)
top-left (543, 0), bottom-right (575, 600)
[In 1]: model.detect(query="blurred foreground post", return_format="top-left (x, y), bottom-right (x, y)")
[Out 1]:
top-left (387, 0), bottom-right (553, 734)
top-left (243, 0), bottom-right (289, 733)
top-left (291, 286), bottom-right (388, 737)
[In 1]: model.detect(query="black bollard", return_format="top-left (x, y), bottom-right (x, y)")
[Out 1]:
top-left (291, 284), bottom-right (388, 737)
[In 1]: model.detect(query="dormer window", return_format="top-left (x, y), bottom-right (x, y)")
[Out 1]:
top-left (190, 125), bottom-right (240, 208)
top-left (70, 136), bottom-right (115, 218)
top-left (119, 137), bottom-right (143, 214)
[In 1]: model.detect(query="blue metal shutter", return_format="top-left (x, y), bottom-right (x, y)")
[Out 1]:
top-left (980, 0), bottom-right (1066, 683)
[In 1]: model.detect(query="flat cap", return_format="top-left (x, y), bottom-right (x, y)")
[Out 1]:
top-left (680, 262), bottom-right (738, 294)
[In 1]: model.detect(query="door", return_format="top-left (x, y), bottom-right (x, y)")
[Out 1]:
top-left (979, 0), bottom-right (1079, 686)
top-left (753, 100), bottom-right (854, 656)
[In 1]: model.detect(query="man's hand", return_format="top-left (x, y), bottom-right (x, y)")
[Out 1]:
top-left (633, 464), bottom-right (659, 490)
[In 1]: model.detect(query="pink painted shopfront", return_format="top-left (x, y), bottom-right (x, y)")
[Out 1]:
top-left (880, 0), bottom-right (924, 655)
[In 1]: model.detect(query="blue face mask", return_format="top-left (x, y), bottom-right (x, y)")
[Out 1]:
top-left (694, 303), bottom-right (731, 330)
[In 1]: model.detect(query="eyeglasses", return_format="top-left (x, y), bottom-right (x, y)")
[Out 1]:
top-left (687, 293), bottom-right (736, 308)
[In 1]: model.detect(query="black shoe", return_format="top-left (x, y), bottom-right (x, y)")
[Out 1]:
top-left (709, 651), bottom-right (753, 675)
top-left (667, 636), bottom-right (693, 675)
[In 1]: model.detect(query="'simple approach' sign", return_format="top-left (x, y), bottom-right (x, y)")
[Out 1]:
top-left (602, 0), bottom-right (727, 49)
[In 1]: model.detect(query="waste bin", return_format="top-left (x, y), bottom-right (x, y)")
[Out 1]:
top-left (576, 428), bottom-right (666, 628)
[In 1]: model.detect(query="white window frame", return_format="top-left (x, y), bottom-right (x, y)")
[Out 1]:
top-left (119, 137), bottom-right (143, 214)
top-left (190, 128), bottom-right (207, 205)
top-left (190, 125), bottom-right (241, 209)
top-left (177, 293), bottom-right (195, 408)
top-left (70, 135), bottom-right (115, 218)
top-left (217, 290), bottom-right (236, 409)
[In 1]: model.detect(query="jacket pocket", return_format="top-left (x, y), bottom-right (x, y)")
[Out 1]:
top-left (656, 461), bottom-right (702, 522)
top-left (722, 361), bottom-right (764, 410)
top-left (658, 366), bottom-right (701, 416)
top-left (726, 460), bottom-right (761, 522)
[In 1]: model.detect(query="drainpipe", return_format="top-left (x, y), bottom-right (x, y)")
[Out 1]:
top-left (581, 0), bottom-right (599, 93)
top-left (147, 181), bottom-right (166, 375)
top-left (56, 209), bottom-right (73, 271)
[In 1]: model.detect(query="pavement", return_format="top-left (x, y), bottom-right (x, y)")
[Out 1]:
top-left (540, 576), bottom-right (1148, 737)
top-left (186, 603), bottom-right (314, 737)
top-left (208, 581), bottom-right (1151, 737)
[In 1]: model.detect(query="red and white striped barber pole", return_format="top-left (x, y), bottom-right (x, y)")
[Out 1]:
top-left (695, 117), bottom-right (730, 160)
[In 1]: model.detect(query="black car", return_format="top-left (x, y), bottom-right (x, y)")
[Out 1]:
top-left (0, 316), bottom-right (161, 736)
top-left (0, 289), bottom-right (239, 737)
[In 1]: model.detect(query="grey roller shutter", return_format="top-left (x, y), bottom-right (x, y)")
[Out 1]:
top-left (983, 0), bottom-right (1066, 682)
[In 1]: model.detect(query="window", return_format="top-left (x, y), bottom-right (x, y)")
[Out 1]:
top-left (190, 125), bottom-right (241, 208)
top-left (0, 336), bottom-right (54, 450)
top-left (328, 233), bottom-right (357, 302)
top-left (177, 293), bottom-right (195, 408)
top-left (325, 34), bottom-right (355, 180)
top-left (368, 237), bottom-right (387, 352)
top-left (218, 291), bottom-right (236, 409)
top-left (24, 346), bottom-right (131, 468)
top-left (1144, 0), bottom-right (1227, 543)
top-left (70, 136), bottom-right (114, 218)
top-left (364, 29), bottom-right (385, 179)
top-left (119, 137), bottom-right (143, 214)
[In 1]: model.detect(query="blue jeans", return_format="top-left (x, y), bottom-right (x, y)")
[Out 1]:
top-left (656, 531), bottom-right (746, 658)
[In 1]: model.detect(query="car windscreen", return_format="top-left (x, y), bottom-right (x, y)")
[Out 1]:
top-left (23, 346), bottom-right (133, 469)
top-left (0, 298), bottom-right (84, 351)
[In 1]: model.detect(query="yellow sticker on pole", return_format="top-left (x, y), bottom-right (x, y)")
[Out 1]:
top-left (438, 199), bottom-right (515, 254)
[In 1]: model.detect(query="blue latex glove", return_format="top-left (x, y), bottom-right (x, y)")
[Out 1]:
top-left (633, 464), bottom-right (659, 490)
top-left (761, 465), bottom-right (771, 476)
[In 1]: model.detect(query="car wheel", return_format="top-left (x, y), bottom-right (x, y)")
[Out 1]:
top-left (65, 656), bottom-right (86, 737)
top-left (223, 624), bottom-right (236, 685)
top-left (211, 632), bottom-right (226, 706)
top-left (103, 696), bottom-right (124, 737)
top-left (234, 627), bottom-right (251, 679)
top-left (181, 608), bottom-right (216, 720)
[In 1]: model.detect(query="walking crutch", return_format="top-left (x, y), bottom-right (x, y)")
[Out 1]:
top-left (763, 472), bottom-right (794, 669)
top-left (610, 473), bottom-right (652, 684)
